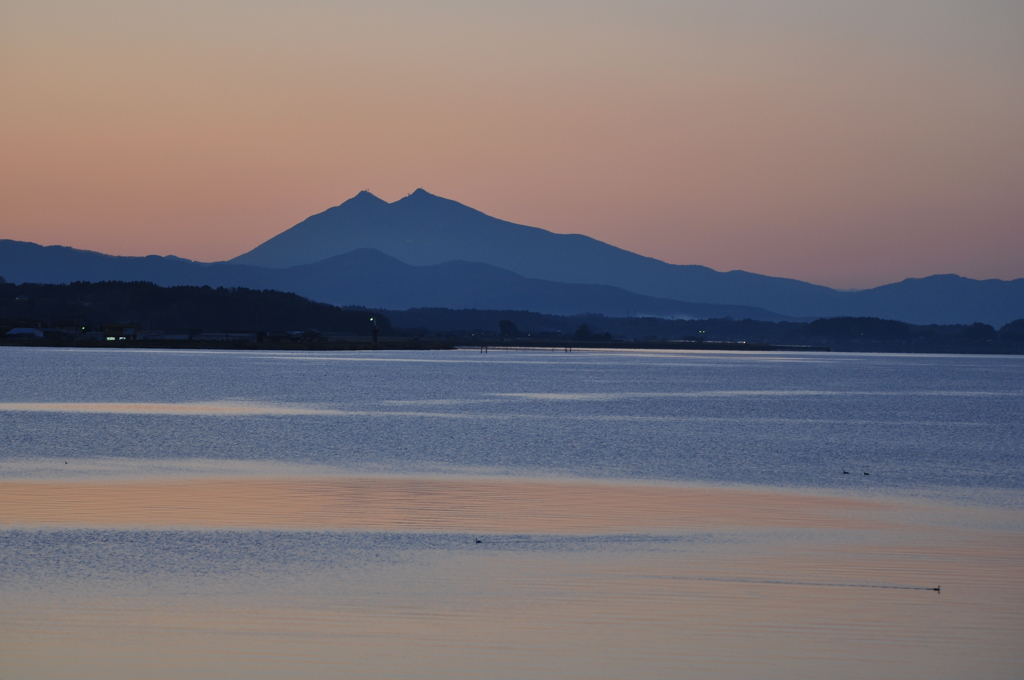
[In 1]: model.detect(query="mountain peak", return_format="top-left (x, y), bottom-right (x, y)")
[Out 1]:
top-left (400, 188), bottom-right (437, 202)
top-left (343, 190), bottom-right (387, 207)
top-left (391, 188), bottom-right (475, 217)
top-left (317, 190), bottom-right (388, 220)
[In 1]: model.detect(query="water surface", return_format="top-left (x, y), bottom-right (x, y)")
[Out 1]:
top-left (1, 347), bottom-right (1021, 678)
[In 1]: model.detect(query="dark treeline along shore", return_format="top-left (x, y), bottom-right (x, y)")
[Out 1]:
top-left (0, 279), bottom-right (446, 350)
top-left (2, 279), bottom-right (1022, 354)
top-left (391, 308), bottom-right (1024, 354)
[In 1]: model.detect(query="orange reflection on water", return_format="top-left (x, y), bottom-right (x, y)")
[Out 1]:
top-left (2, 506), bottom-right (1022, 680)
top-left (0, 476), bottom-right (898, 533)
top-left (2, 475), bottom-right (1022, 679)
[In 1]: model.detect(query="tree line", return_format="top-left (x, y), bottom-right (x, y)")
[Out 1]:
top-left (0, 279), bottom-right (388, 336)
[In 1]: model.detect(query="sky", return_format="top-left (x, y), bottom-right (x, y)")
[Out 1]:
top-left (1, 1), bottom-right (1022, 290)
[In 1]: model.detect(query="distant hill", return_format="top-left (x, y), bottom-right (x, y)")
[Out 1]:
top-left (834, 275), bottom-right (1024, 328)
top-left (229, 189), bottom-right (1024, 325)
top-left (262, 249), bottom-right (789, 320)
top-left (0, 241), bottom-right (787, 320)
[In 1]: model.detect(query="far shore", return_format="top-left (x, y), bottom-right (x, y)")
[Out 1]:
top-left (0, 336), bottom-right (826, 353)
top-left (4, 336), bottom-right (1023, 354)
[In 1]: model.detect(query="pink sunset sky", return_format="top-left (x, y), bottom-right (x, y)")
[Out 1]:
top-left (1, 1), bottom-right (1022, 290)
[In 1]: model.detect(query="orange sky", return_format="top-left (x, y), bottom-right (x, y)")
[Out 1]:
top-left (2, 1), bottom-right (1022, 290)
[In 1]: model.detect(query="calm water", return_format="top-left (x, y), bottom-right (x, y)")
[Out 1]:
top-left (1, 347), bottom-right (1022, 678)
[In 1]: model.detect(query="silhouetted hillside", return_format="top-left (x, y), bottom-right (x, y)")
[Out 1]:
top-left (790, 317), bottom-right (916, 343)
top-left (1000, 319), bottom-right (1024, 342)
top-left (0, 280), bottom-right (388, 336)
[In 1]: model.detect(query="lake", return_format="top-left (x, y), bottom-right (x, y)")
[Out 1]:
top-left (1, 347), bottom-right (1022, 679)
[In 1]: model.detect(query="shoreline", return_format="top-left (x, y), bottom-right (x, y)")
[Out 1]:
top-left (4, 337), bottom-right (829, 352)
top-left (4, 337), bottom-right (1022, 354)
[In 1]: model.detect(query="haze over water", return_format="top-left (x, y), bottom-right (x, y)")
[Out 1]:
top-left (1, 347), bottom-right (1022, 678)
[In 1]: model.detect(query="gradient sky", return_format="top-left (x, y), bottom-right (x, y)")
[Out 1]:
top-left (2, 1), bottom-right (1022, 289)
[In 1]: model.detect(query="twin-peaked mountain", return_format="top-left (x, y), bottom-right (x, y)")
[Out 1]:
top-left (230, 189), bottom-right (1024, 325)
top-left (2, 189), bottom-right (1023, 325)
top-left (233, 189), bottom-right (834, 315)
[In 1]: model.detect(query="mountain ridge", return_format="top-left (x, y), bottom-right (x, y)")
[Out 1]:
top-left (0, 240), bottom-right (791, 321)
top-left (230, 189), bottom-right (1024, 323)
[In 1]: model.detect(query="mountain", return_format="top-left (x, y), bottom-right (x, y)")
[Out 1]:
top-left (0, 241), bottom-right (788, 320)
top-left (265, 249), bottom-right (788, 319)
top-left (229, 189), bottom-right (1024, 325)
top-left (832, 275), bottom-right (1024, 328)
top-left (231, 190), bottom-right (841, 315)
top-left (4, 190), bottom-right (1022, 325)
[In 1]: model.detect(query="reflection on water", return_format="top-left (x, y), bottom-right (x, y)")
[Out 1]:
top-left (3, 400), bottom-right (1000, 429)
top-left (0, 401), bottom-right (486, 418)
top-left (497, 390), bottom-right (1019, 399)
top-left (0, 401), bottom-right (337, 415)
top-left (1, 474), bottom-right (1023, 679)
top-left (0, 476), bottom-right (901, 532)
top-left (1, 484), bottom-right (1022, 680)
